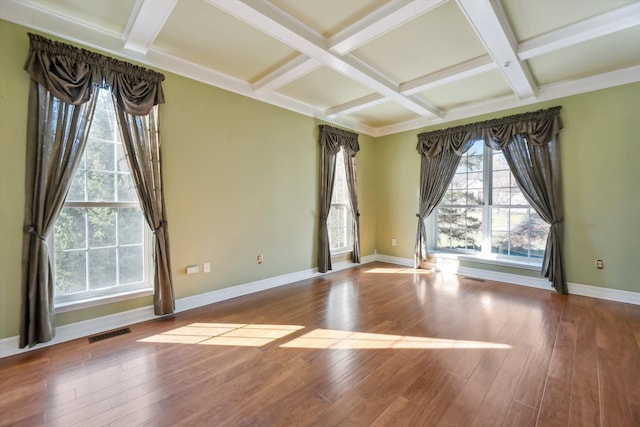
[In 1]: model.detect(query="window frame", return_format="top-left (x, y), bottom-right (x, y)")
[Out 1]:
top-left (52, 88), bottom-right (153, 310)
top-left (429, 141), bottom-right (548, 266)
top-left (328, 148), bottom-right (354, 255)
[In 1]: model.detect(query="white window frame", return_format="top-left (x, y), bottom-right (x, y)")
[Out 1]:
top-left (52, 88), bottom-right (152, 310)
top-left (429, 141), bottom-right (548, 267)
top-left (328, 148), bottom-right (354, 254)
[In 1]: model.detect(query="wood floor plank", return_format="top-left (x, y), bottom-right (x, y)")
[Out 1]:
top-left (536, 321), bottom-right (577, 426)
top-left (0, 262), bottom-right (638, 427)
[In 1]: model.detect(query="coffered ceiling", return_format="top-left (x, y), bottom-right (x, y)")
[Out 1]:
top-left (2, 0), bottom-right (639, 136)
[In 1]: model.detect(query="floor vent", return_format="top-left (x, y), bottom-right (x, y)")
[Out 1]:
top-left (463, 276), bottom-right (486, 283)
top-left (88, 327), bottom-right (131, 343)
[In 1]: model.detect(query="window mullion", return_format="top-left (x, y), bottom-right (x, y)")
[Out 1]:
top-left (84, 208), bottom-right (90, 293)
top-left (482, 145), bottom-right (492, 255)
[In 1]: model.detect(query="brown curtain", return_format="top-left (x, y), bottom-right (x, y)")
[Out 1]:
top-left (414, 147), bottom-right (465, 268)
top-left (318, 125), bottom-right (360, 273)
top-left (114, 104), bottom-right (175, 315)
top-left (20, 82), bottom-right (98, 348)
top-left (343, 141), bottom-right (361, 264)
top-left (415, 107), bottom-right (566, 293)
top-left (20, 34), bottom-right (171, 347)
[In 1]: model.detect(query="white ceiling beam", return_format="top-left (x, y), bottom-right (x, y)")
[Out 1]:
top-left (252, 55), bottom-right (321, 95)
top-left (400, 55), bottom-right (496, 95)
top-left (518, 2), bottom-right (640, 60)
top-left (326, 94), bottom-right (386, 117)
top-left (326, 55), bottom-right (496, 116)
top-left (456, 0), bottom-right (537, 100)
top-left (123, 0), bottom-right (178, 54)
top-left (254, 1), bottom-right (445, 104)
top-left (206, 0), bottom-right (441, 118)
top-left (329, 0), bottom-right (446, 55)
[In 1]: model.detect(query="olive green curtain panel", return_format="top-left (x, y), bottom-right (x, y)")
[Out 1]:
top-left (20, 82), bottom-right (98, 348)
top-left (415, 107), bottom-right (566, 293)
top-left (20, 34), bottom-right (172, 347)
top-left (414, 147), bottom-right (465, 268)
top-left (114, 105), bottom-right (175, 315)
top-left (318, 125), bottom-right (360, 273)
top-left (501, 134), bottom-right (565, 292)
top-left (343, 143), bottom-right (361, 264)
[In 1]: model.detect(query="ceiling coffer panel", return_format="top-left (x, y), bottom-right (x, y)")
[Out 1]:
top-left (2, 0), bottom-right (638, 136)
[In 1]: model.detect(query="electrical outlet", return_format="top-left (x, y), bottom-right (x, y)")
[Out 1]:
top-left (204, 262), bottom-right (211, 273)
top-left (186, 264), bottom-right (199, 275)
top-left (391, 238), bottom-right (397, 246)
top-left (595, 259), bottom-right (604, 269)
top-left (257, 254), bottom-right (263, 264)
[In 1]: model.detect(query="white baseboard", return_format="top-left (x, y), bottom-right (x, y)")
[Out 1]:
top-left (567, 282), bottom-right (640, 305)
top-left (0, 255), bottom-right (376, 359)
top-left (376, 254), bottom-right (640, 303)
top-left (2, 253), bottom-right (637, 359)
top-left (375, 254), bottom-right (414, 267)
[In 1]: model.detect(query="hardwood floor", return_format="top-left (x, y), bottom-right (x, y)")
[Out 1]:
top-left (1, 262), bottom-right (639, 426)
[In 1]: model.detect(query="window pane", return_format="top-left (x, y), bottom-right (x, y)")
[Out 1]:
top-left (55, 207), bottom-right (86, 250)
top-left (328, 204), bottom-right (348, 250)
top-left (492, 170), bottom-right (511, 187)
top-left (87, 171), bottom-right (115, 201)
top-left (449, 189), bottom-right (467, 205)
top-left (467, 154), bottom-right (483, 172)
top-left (67, 172), bottom-right (86, 201)
top-left (451, 173), bottom-right (466, 189)
top-left (491, 231), bottom-right (509, 255)
top-left (491, 207), bottom-right (509, 232)
top-left (55, 250), bottom-right (86, 295)
top-left (88, 207), bottom-right (116, 247)
top-left (493, 152), bottom-right (508, 170)
top-left (87, 141), bottom-right (115, 172)
top-left (118, 208), bottom-right (144, 245)
top-left (88, 248), bottom-right (117, 289)
top-left (492, 188), bottom-right (509, 205)
top-left (117, 173), bottom-right (138, 202)
top-left (119, 245), bottom-right (144, 284)
top-left (511, 186), bottom-right (527, 205)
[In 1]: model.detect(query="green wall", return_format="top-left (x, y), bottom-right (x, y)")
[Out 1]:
top-left (1, 17), bottom-right (639, 340)
top-left (0, 20), bottom-right (376, 339)
top-left (375, 83), bottom-right (640, 293)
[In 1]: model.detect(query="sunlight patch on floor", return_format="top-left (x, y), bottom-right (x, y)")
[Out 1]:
top-left (280, 329), bottom-right (512, 350)
top-left (364, 267), bottom-right (434, 274)
top-left (139, 323), bottom-right (511, 350)
top-left (138, 323), bottom-right (304, 346)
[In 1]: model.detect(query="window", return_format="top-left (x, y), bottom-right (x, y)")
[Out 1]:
top-left (433, 140), bottom-right (549, 261)
top-left (328, 148), bottom-right (353, 253)
top-left (53, 89), bottom-right (151, 306)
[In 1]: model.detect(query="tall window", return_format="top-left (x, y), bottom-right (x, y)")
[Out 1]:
top-left (328, 148), bottom-right (353, 253)
top-left (53, 89), bottom-right (151, 305)
top-left (434, 140), bottom-right (548, 260)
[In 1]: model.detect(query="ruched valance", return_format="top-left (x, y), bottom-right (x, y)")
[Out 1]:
top-left (417, 106), bottom-right (562, 158)
top-left (319, 124), bottom-right (360, 155)
top-left (24, 33), bottom-right (164, 115)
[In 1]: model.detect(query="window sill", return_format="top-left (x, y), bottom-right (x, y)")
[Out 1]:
top-left (55, 289), bottom-right (153, 314)
top-left (331, 249), bottom-right (354, 257)
top-left (430, 251), bottom-right (542, 271)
